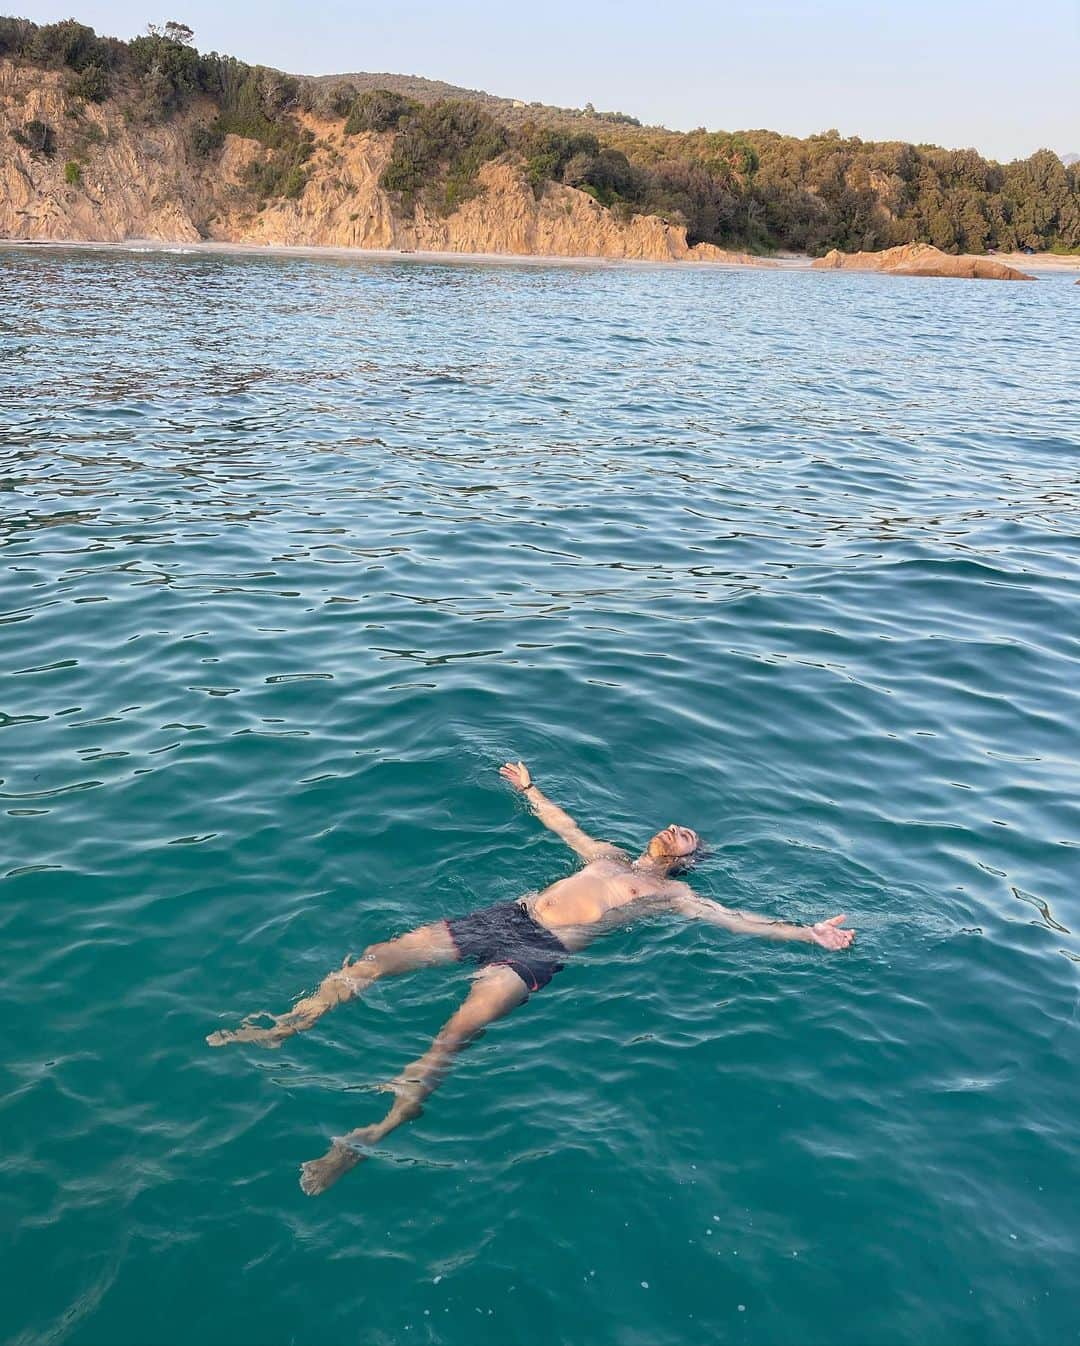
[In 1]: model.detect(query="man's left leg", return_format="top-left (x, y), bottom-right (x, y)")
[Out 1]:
top-left (207, 921), bottom-right (457, 1048)
top-left (299, 964), bottom-right (529, 1195)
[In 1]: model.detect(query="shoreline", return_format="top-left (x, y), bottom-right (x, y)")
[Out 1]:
top-left (0, 236), bottom-right (773, 272)
top-left (3, 236), bottom-right (1077, 275)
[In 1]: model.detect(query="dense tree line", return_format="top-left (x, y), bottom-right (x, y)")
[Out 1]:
top-left (510, 122), bottom-right (1079, 252)
top-left (3, 15), bottom-right (1077, 250)
top-left (728, 131), bottom-right (1079, 253)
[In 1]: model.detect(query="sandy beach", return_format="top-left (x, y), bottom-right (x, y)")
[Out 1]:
top-left (988, 251), bottom-right (1080, 273)
top-left (0, 236), bottom-right (751, 270)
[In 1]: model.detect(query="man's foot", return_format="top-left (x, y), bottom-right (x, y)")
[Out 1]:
top-left (299, 1132), bottom-right (374, 1196)
top-left (206, 1017), bottom-right (291, 1048)
top-left (208, 969), bottom-right (363, 1049)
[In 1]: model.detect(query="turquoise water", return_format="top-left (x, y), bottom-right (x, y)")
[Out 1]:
top-left (2, 245), bottom-right (1078, 1346)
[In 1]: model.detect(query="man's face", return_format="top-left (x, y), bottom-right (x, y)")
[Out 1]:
top-left (648, 824), bottom-right (700, 862)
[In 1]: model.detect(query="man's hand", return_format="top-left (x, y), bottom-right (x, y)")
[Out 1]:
top-left (808, 915), bottom-right (855, 950)
top-left (500, 760), bottom-right (533, 791)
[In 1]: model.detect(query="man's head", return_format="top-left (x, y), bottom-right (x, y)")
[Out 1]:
top-left (645, 823), bottom-right (702, 875)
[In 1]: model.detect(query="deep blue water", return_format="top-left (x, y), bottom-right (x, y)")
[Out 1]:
top-left (1, 245), bottom-right (1078, 1346)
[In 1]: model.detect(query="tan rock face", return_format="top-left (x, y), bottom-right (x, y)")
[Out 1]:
top-left (0, 62), bottom-right (204, 240)
top-left (812, 242), bottom-right (1034, 281)
top-left (0, 61), bottom-right (776, 265)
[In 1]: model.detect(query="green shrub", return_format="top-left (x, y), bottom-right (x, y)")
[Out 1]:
top-left (12, 119), bottom-right (56, 158)
top-left (31, 18), bottom-right (110, 71)
top-left (244, 134), bottom-right (313, 200)
top-left (344, 89), bottom-right (417, 136)
top-left (511, 125), bottom-right (643, 210)
top-left (191, 122), bottom-right (226, 157)
top-left (186, 64), bottom-right (314, 200)
top-left (64, 160), bottom-right (81, 184)
top-left (281, 165), bottom-right (307, 199)
top-left (67, 62), bottom-right (110, 102)
top-left (203, 67), bottom-right (301, 148)
top-left (0, 16), bottom-right (36, 56)
top-left (303, 79), bottom-right (357, 118)
top-left (381, 100), bottom-right (506, 215)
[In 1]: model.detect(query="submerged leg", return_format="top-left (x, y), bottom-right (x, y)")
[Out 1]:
top-left (206, 921), bottom-right (457, 1048)
top-left (299, 964), bottom-right (529, 1195)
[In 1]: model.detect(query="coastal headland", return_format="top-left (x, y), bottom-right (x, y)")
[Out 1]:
top-left (2, 17), bottom-right (1078, 278)
top-left (0, 55), bottom-right (762, 265)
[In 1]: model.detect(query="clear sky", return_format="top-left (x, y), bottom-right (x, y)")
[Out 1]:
top-left (18, 0), bottom-right (1079, 162)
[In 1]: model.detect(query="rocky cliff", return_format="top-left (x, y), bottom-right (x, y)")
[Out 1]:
top-left (0, 58), bottom-right (765, 264)
top-left (812, 242), bottom-right (1034, 281)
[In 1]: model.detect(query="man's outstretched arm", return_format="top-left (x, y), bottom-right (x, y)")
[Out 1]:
top-left (668, 889), bottom-right (855, 950)
top-left (500, 760), bottom-right (623, 863)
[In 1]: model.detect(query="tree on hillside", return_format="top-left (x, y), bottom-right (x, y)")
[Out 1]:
top-left (147, 20), bottom-right (194, 45)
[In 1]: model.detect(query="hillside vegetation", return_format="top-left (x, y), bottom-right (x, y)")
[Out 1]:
top-left (2, 15), bottom-right (1077, 255)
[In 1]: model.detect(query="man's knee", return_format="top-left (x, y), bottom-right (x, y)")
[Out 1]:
top-left (360, 941), bottom-right (396, 975)
top-left (327, 942), bottom-right (399, 994)
top-left (368, 929), bottom-right (444, 973)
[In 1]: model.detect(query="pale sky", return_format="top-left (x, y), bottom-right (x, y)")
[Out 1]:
top-left (19, 0), bottom-right (1080, 162)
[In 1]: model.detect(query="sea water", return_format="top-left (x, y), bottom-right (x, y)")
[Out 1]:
top-left (1, 245), bottom-right (1078, 1346)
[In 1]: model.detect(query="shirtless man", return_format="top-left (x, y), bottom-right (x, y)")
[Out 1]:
top-left (208, 761), bottom-right (855, 1196)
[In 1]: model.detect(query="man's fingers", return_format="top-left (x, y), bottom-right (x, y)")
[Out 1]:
top-left (498, 760), bottom-right (530, 788)
top-left (500, 762), bottom-right (530, 792)
top-left (827, 914), bottom-right (847, 926)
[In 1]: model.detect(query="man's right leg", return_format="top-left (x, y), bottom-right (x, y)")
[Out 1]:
top-left (298, 963), bottom-right (529, 1195)
top-left (206, 921), bottom-right (458, 1048)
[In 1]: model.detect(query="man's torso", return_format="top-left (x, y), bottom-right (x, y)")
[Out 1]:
top-left (522, 857), bottom-right (685, 951)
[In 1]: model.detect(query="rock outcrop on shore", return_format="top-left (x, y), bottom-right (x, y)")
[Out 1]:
top-left (0, 59), bottom-right (769, 265)
top-left (812, 242), bottom-right (1034, 281)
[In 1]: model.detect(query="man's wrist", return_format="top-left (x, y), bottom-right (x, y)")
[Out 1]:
top-left (522, 782), bottom-right (538, 795)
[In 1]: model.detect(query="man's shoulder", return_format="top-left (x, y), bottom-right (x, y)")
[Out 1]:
top-left (646, 878), bottom-right (694, 907)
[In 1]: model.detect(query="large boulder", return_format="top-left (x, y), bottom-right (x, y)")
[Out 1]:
top-left (812, 242), bottom-right (1034, 281)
